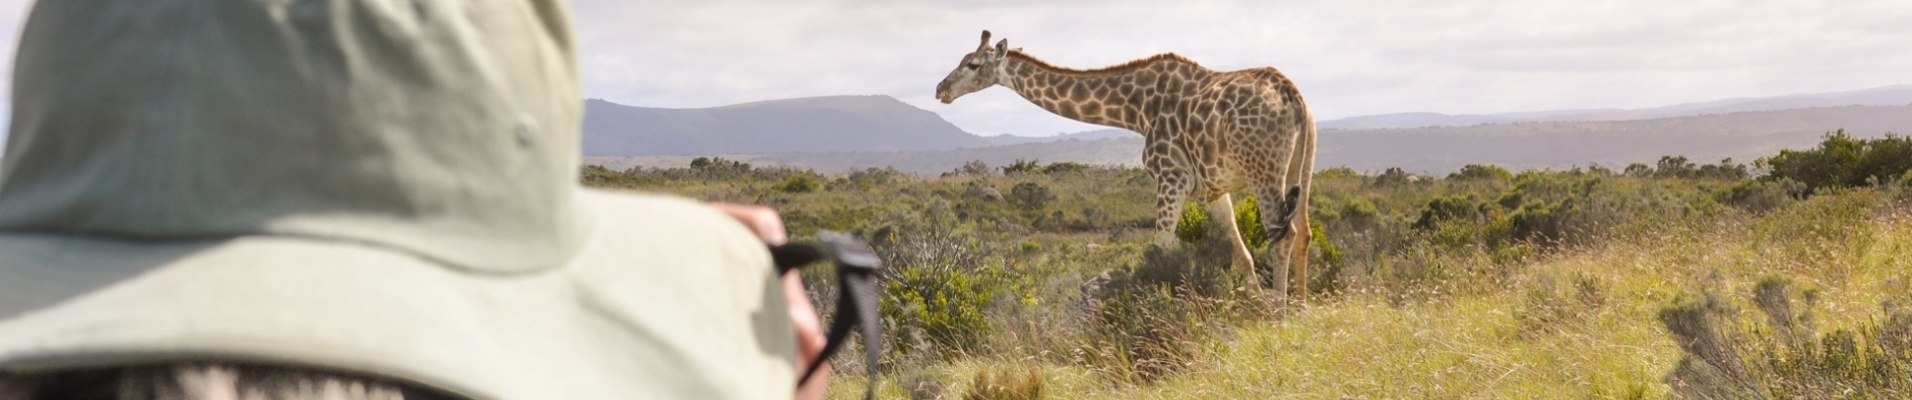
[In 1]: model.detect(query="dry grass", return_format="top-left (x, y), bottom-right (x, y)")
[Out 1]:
top-left (582, 158), bottom-right (1912, 399)
top-left (826, 192), bottom-right (1912, 399)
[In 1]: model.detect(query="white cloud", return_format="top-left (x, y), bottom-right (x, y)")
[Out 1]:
top-left (571, 0), bottom-right (1912, 136)
top-left (1, 0), bottom-right (1906, 140)
top-left (0, 0), bottom-right (27, 149)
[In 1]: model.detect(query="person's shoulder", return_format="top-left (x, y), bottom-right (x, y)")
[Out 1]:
top-left (571, 187), bottom-right (775, 278)
top-left (578, 188), bottom-right (741, 228)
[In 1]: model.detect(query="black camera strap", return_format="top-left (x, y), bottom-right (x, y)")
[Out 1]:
top-left (769, 232), bottom-right (882, 400)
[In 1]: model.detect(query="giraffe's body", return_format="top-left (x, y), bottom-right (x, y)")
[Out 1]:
top-left (936, 31), bottom-right (1316, 302)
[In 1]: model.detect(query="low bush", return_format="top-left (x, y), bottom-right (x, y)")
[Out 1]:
top-left (1660, 278), bottom-right (1912, 398)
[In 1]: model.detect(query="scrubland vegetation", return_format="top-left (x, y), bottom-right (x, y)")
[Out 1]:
top-left (584, 130), bottom-right (1912, 399)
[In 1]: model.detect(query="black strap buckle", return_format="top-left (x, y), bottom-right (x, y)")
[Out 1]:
top-left (769, 232), bottom-right (882, 399)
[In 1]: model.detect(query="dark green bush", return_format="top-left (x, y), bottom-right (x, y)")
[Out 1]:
top-left (775, 174), bottom-right (821, 193)
top-left (1002, 159), bottom-right (1043, 176)
top-left (1449, 164), bottom-right (1513, 181)
top-left (1757, 130), bottom-right (1912, 195)
top-left (1713, 180), bottom-right (1791, 214)
top-left (954, 160), bottom-right (993, 177)
top-left (1173, 203), bottom-right (1211, 244)
top-left (1041, 162), bottom-right (1088, 175)
top-left (1007, 182), bottom-right (1056, 210)
top-left (1373, 167), bottom-right (1418, 187)
top-left (1508, 199), bottom-right (1569, 244)
top-left (1413, 195), bottom-right (1479, 230)
top-left (846, 166), bottom-right (900, 189)
top-left (869, 213), bottom-right (1018, 361)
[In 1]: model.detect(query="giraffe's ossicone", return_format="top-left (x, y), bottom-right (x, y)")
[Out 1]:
top-left (935, 30), bottom-right (1319, 305)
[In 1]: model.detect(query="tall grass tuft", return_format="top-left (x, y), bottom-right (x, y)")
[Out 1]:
top-left (1661, 278), bottom-right (1912, 399)
top-left (962, 367), bottom-right (1043, 400)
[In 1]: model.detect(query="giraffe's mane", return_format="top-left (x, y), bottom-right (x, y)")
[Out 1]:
top-left (1006, 50), bottom-right (1203, 74)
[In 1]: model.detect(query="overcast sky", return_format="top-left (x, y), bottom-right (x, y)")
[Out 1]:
top-left (3, 0), bottom-right (1911, 138)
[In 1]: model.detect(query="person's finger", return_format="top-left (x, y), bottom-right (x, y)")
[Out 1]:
top-left (709, 203), bottom-right (788, 245)
top-left (786, 273), bottom-right (831, 400)
top-left (709, 202), bottom-right (827, 399)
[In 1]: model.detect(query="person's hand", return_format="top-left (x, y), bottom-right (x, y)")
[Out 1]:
top-left (709, 203), bottom-right (830, 400)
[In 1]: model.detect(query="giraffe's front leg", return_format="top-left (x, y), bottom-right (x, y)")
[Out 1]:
top-left (1146, 145), bottom-right (1195, 248)
top-left (1150, 171), bottom-right (1192, 248)
top-left (1204, 193), bottom-right (1256, 279)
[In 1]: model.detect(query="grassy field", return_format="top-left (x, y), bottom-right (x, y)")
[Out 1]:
top-left (585, 140), bottom-right (1912, 399)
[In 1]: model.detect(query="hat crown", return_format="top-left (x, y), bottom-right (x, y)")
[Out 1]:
top-left (0, 0), bottom-right (584, 273)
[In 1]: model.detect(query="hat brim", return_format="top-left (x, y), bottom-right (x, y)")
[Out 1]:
top-left (0, 188), bottom-right (797, 400)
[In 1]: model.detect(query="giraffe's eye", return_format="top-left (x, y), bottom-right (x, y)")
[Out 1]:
top-left (965, 62), bottom-right (981, 70)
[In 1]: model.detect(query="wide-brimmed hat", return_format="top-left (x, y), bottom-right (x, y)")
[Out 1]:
top-left (0, 0), bottom-right (796, 398)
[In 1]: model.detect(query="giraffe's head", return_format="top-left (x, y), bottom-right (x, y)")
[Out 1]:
top-left (935, 30), bottom-right (1010, 104)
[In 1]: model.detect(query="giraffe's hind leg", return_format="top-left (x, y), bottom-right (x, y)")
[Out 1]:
top-left (1289, 203), bottom-right (1311, 305)
top-left (1285, 122), bottom-right (1318, 306)
top-left (1252, 184), bottom-right (1297, 301)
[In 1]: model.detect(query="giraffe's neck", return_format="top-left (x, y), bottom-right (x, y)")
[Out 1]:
top-left (1000, 51), bottom-right (1211, 134)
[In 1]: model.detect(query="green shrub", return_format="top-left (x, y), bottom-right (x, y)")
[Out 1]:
top-left (1713, 180), bottom-right (1791, 214)
top-left (775, 174), bottom-right (821, 193)
top-left (688, 156), bottom-right (753, 178)
top-left (1508, 200), bottom-right (1569, 244)
top-left (1449, 164), bottom-right (1512, 181)
top-left (1040, 162), bottom-right (1088, 175)
top-left (1316, 166), bottom-right (1362, 180)
top-left (1007, 182), bottom-right (1056, 210)
top-left (1752, 189), bottom-right (1879, 256)
top-left (1002, 159), bottom-right (1043, 175)
top-left (1413, 195), bottom-right (1479, 230)
top-left (1174, 204), bottom-right (1211, 244)
top-left (580, 165), bottom-right (622, 186)
top-left (885, 261), bottom-right (1010, 360)
top-left (1757, 130), bottom-right (1912, 195)
top-left (1696, 158), bottom-right (1751, 180)
top-left (954, 160), bottom-right (994, 177)
top-left (1307, 219), bottom-right (1344, 295)
top-left (1234, 195), bottom-right (1266, 249)
top-left (1623, 163), bottom-right (1652, 177)
top-left (1335, 197), bottom-right (1381, 232)
top-left (870, 214), bottom-right (1018, 361)
top-left (1373, 167), bottom-right (1418, 187)
top-left (846, 166), bottom-right (900, 189)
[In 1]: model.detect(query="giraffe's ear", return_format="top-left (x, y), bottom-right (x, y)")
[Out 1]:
top-left (994, 38), bottom-right (1009, 55)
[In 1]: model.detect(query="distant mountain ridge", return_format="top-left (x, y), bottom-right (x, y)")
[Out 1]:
top-left (1316, 105), bottom-right (1912, 173)
top-left (582, 95), bottom-right (990, 156)
top-left (1319, 85), bottom-right (1912, 130)
top-left (589, 105), bottom-right (1912, 174)
top-left (577, 85), bottom-right (1912, 175)
top-left (981, 129), bottom-right (1135, 145)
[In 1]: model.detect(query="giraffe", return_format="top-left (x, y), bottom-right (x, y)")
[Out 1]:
top-left (934, 30), bottom-right (1317, 303)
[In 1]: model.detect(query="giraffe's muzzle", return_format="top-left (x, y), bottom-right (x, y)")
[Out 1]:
top-left (935, 81), bottom-right (954, 104)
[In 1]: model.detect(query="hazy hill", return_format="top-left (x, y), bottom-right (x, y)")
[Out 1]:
top-left (981, 129), bottom-right (1136, 145)
top-left (1320, 85), bottom-right (1912, 130)
top-left (589, 105), bottom-right (1912, 174)
top-left (586, 137), bottom-right (1143, 175)
top-left (1320, 105), bottom-right (1912, 172)
top-left (582, 95), bottom-right (990, 156)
